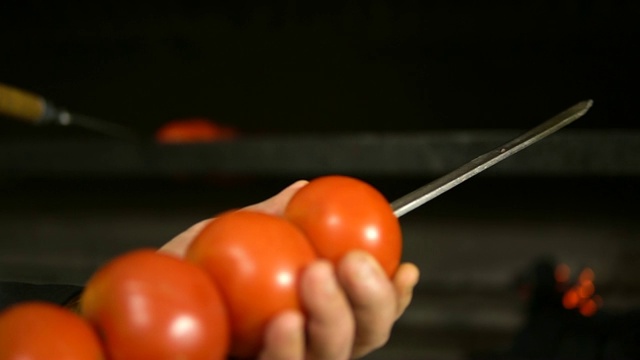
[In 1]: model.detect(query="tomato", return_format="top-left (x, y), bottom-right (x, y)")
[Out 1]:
top-left (185, 210), bottom-right (317, 358)
top-left (80, 249), bottom-right (229, 360)
top-left (285, 175), bottom-right (402, 277)
top-left (0, 301), bottom-right (103, 360)
top-left (155, 118), bottom-right (237, 143)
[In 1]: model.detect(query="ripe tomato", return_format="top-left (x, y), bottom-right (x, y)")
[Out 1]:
top-left (155, 118), bottom-right (237, 143)
top-left (185, 210), bottom-right (317, 358)
top-left (285, 175), bottom-right (402, 277)
top-left (0, 301), bottom-right (103, 360)
top-left (80, 249), bottom-right (230, 360)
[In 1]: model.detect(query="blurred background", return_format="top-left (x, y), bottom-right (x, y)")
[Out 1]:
top-left (1, 1), bottom-right (639, 359)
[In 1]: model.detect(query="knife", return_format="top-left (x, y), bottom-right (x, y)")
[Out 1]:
top-left (0, 82), bottom-right (136, 140)
top-left (391, 100), bottom-right (594, 217)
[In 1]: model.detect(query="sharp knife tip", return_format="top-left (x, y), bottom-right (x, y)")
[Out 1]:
top-left (581, 99), bottom-right (594, 111)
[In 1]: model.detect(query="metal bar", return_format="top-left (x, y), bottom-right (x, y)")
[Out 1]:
top-left (391, 100), bottom-right (593, 217)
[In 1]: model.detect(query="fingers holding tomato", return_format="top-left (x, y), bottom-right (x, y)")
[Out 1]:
top-left (335, 251), bottom-right (400, 358)
top-left (182, 175), bottom-right (406, 358)
top-left (258, 251), bottom-right (419, 360)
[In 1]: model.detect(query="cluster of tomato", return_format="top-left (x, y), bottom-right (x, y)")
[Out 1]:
top-left (0, 175), bottom-right (402, 360)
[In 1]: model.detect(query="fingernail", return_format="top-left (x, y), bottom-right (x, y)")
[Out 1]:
top-left (321, 263), bottom-right (338, 295)
top-left (311, 260), bottom-right (337, 295)
top-left (283, 311), bottom-right (304, 341)
top-left (355, 252), bottom-right (381, 284)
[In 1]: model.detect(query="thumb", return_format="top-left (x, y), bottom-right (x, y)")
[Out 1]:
top-left (243, 180), bottom-right (309, 216)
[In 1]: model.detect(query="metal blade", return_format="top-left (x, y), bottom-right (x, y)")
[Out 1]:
top-left (391, 100), bottom-right (594, 217)
top-left (57, 110), bottom-right (137, 140)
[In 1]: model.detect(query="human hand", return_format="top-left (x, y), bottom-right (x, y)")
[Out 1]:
top-left (160, 180), bottom-right (420, 359)
top-left (260, 253), bottom-right (419, 360)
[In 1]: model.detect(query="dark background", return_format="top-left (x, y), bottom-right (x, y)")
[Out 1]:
top-left (1, 1), bottom-right (639, 359)
top-left (1, 0), bottom-right (639, 137)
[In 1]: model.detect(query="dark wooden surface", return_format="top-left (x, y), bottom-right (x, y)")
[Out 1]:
top-left (2, 175), bottom-right (638, 359)
top-left (2, 130), bottom-right (640, 179)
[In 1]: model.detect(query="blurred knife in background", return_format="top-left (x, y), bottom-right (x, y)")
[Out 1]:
top-left (0, 82), bottom-right (136, 140)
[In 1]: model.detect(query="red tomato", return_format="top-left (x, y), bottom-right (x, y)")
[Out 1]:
top-left (185, 210), bottom-right (317, 358)
top-left (0, 301), bottom-right (103, 360)
top-left (155, 118), bottom-right (237, 143)
top-left (285, 175), bottom-right (402, 277)
top-left (80, 249), bottom-right (230, 360)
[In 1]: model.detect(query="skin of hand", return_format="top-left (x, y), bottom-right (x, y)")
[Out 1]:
top-left (159, 181), bottom-right (420, 360)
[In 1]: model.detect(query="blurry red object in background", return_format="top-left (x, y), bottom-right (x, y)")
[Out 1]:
top-left (155, 118), bottom-right (238, 143)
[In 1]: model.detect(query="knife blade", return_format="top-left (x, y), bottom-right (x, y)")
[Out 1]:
top-left (391, 100), bottom-right (594, 217)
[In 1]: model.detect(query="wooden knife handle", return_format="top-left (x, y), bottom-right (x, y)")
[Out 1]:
top-left (0, 83), bottom-right (46, 123)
